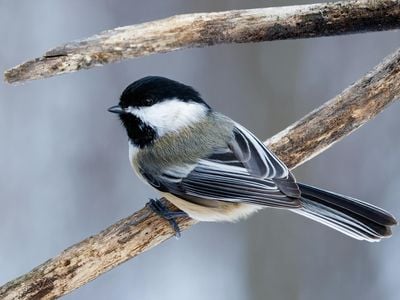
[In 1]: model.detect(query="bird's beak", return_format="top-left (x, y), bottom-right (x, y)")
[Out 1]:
top-left (107, 105), bottom-right (127, 114)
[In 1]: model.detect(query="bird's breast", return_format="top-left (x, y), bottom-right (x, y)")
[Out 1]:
top-left (128, 142), bottom-right (147, 183)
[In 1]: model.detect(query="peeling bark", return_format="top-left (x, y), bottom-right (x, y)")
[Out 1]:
top-left (4, 0), bottom-right (400, 84)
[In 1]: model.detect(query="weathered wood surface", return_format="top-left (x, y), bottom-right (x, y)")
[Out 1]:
top-left (1, 46), bottom-right (399, 300)
top-left (4, 0), bottom-right (400, 84)
top-left (267, 48), bottom-right (400, 168)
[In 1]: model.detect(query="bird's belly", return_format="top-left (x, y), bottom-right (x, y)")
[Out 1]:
top-left (162, 192), bottom-right (262, 222)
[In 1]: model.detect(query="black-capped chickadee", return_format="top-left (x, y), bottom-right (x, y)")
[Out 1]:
top-left (108, 76), bottom-right (397, 241)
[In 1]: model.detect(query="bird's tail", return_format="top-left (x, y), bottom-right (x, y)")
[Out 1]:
top-left (292, 183), bottom-right (397, 242)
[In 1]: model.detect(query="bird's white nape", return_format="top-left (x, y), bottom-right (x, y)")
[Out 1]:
top-left (127, 99), bottom-right (208, 137)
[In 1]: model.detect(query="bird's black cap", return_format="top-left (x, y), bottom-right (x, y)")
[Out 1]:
top-left (118, 76), bottom-right (210, 109)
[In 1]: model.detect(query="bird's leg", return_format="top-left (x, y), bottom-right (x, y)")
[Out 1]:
top-left (146, 198), bottom-right (188, 238)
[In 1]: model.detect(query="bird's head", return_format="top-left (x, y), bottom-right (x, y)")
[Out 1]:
top-left (108, 76), bottom-right (211, 147)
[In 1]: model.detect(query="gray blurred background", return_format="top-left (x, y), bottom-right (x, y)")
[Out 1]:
top-left (1, 1), bottom-right (400, 299)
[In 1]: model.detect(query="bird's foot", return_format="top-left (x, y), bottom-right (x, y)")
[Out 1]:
top-left (146, 198), bottom-right (188, 238)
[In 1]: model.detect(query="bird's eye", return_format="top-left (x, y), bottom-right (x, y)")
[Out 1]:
top-left (144, 98), bottom-right (153, 105)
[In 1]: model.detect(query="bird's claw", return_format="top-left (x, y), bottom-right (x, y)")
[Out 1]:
top-left (146, 199), bottom-right (188, 238)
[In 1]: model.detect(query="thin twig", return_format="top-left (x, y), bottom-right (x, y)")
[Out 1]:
top-left (4, 0), bottom-right (400, 84)
top-left (1, 46), bottom-right (399, 300)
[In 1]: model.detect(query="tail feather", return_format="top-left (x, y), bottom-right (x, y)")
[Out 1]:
top-left (292, 183), bottom-right (397, 242)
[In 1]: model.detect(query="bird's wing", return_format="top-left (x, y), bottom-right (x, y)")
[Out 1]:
top-left (228, 123), bottom-right (288, 179)
top-left (228, 123), bottom-right (301, 198)
top-left (145, 123), bottom-right (301, 208)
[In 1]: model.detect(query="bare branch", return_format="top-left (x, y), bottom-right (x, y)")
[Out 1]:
top-left (4, 0), bottom-right (400, 84)
top-left (267, 48), bottom-right (400, 168)
top-left (1, 45), bottom-right (399, 299)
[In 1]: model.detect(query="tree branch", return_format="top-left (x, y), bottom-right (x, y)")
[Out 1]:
top-left (1, 45), bottom-right (399, 299)
top-left (4, 0), bottom-right (400, 84)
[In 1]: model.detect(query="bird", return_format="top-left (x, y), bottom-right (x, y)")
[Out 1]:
top-left (108, 76), bottom-right (397, 242)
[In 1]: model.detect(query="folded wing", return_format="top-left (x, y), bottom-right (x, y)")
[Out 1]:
top-left (149, 123), bottom-right (301, 208)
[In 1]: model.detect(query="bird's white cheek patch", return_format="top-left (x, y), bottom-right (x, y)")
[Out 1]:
top-left (128, 99), bottom-right (207, 136)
